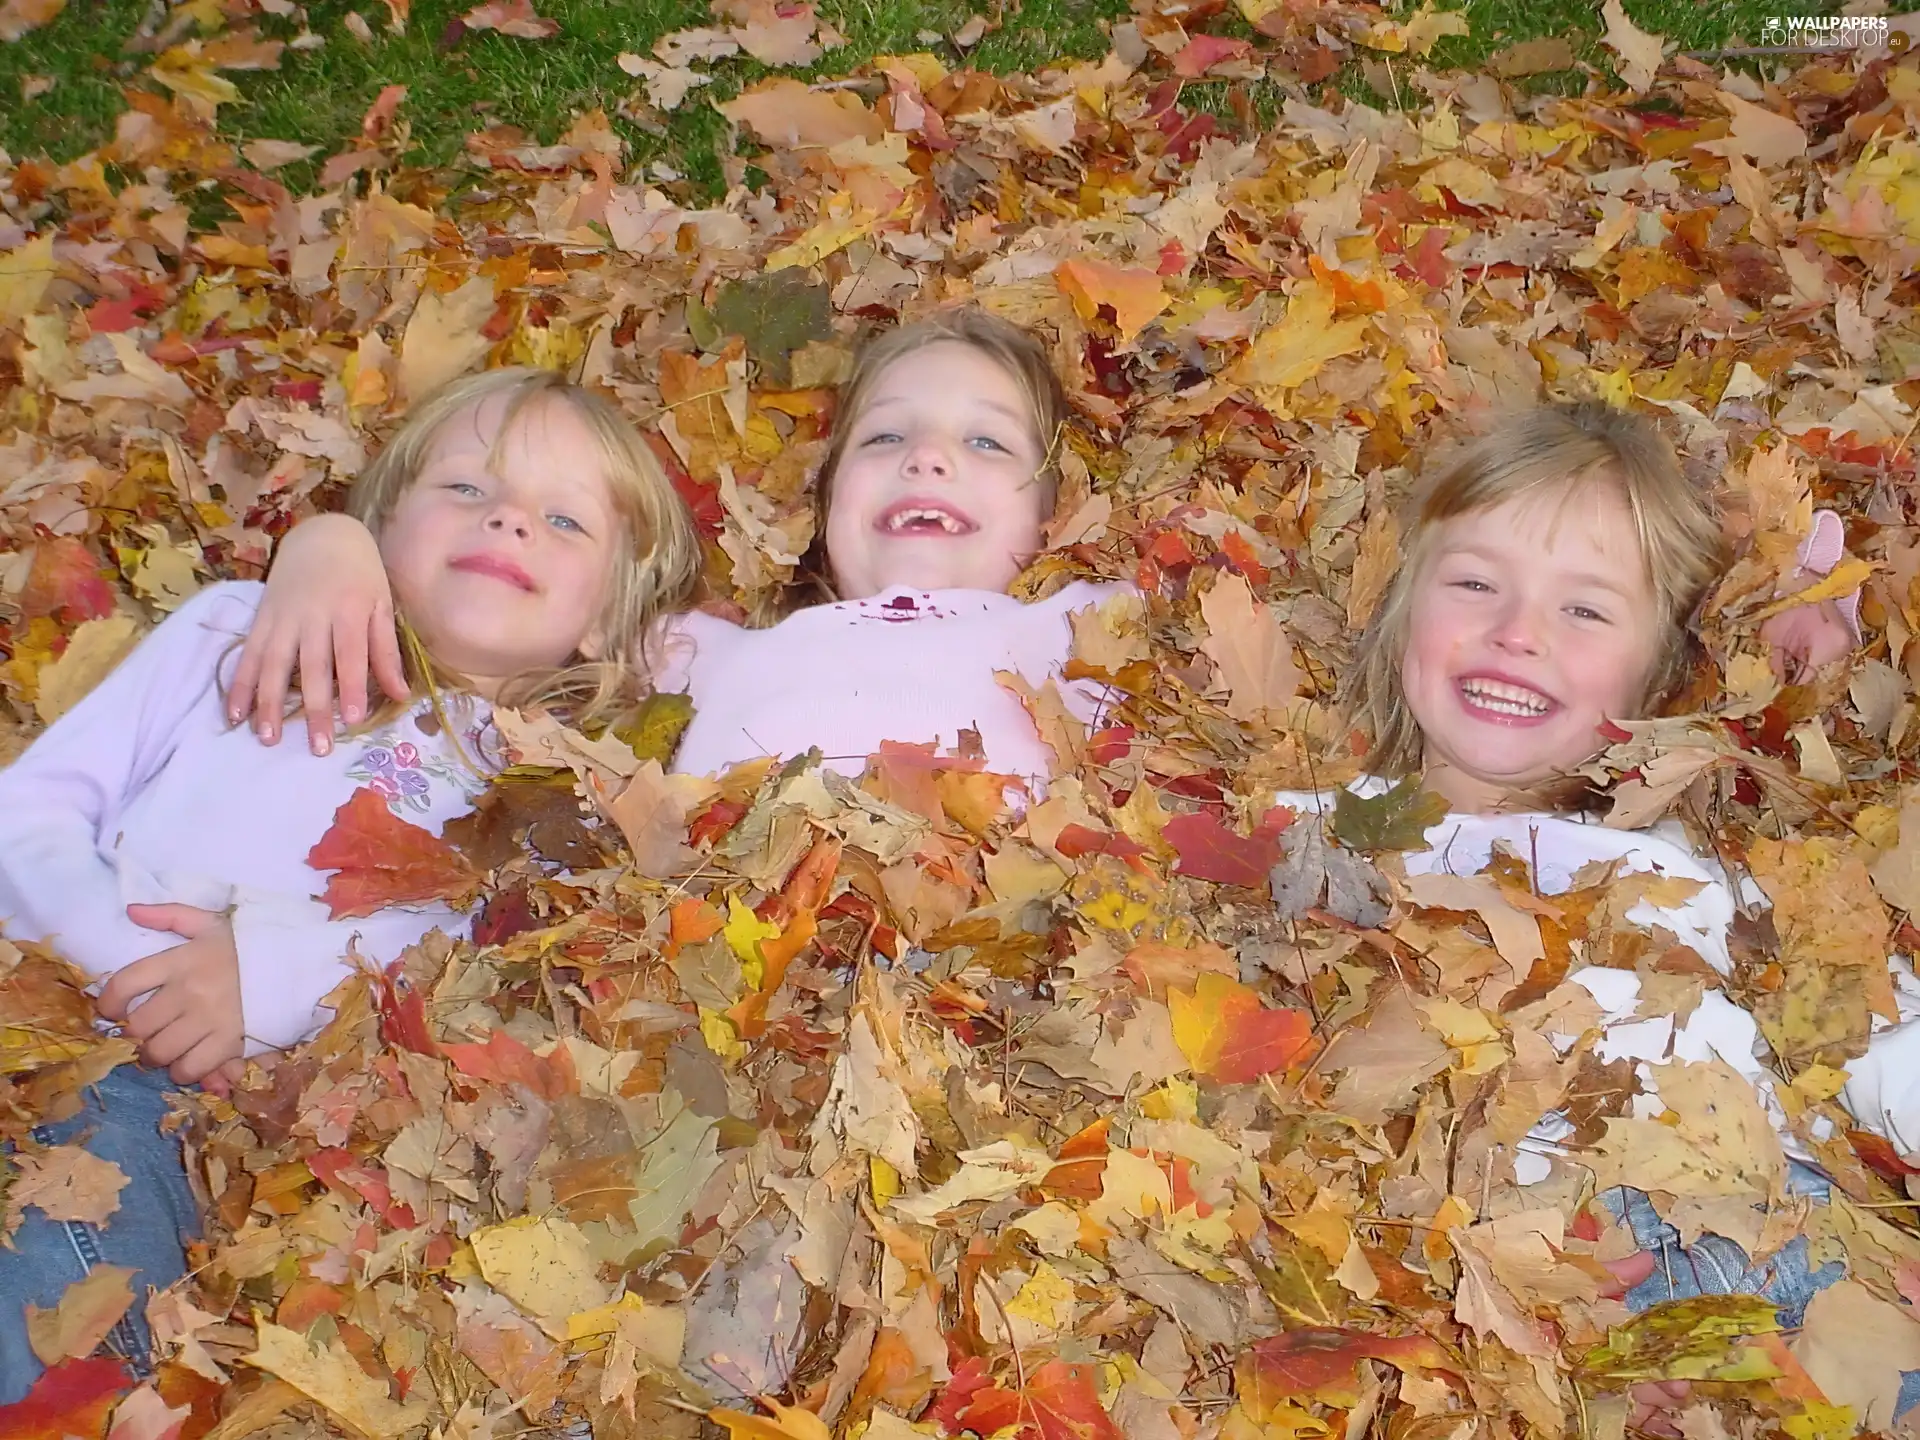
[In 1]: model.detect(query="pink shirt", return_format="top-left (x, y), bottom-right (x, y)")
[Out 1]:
top-left (0, 583), bottom-right (498, 1055)
top-left (653, 580), bottom-right (1133, 786)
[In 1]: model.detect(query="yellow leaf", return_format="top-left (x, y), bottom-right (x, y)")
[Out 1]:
top-left (710, 1399), bottom-right (834, 1440)
top-left (1234, 280), bottom-right (1370, 392)
top-left (0, 232), bottom-right (57, 331)
top-left (870, 1155), bottom-right (900, 1206)
top-left (700, 1006), bottom-right (748, 1062)
top-left (149, 51), bottom-right (243, 113)
top-left (724, 893), bottom-right (781, 987)
top-left (1006, 1261), bottom-right (1077, 1327)
top-left (26, 1265), bottom-right (135, 1366)
top-left (470, 1216), bottom-right (615, 1330)
top-left (33, 615), bottom-right (141, 726)
top-left (1750, 558), bottom-right (1874, 621)
top-left (243, 1318), bottom-right (430, 1439)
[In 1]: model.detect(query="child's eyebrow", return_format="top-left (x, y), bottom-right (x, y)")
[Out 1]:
top-left (861, 393), bottom-right (1029, 425)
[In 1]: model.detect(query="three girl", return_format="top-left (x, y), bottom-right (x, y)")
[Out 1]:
top-left (103, 310), bottom-right (1888, 1390)
top-left (0, 367), bottom-right (697, 1402)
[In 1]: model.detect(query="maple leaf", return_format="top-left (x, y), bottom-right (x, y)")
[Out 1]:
top-left (1197, 571), bottom-right (1302, 723)
top-left (10, 1144), bottom-right (130, 1225)
top-left (1330, 778), bottom-right (1448, 854)
top-left (1163, 806), bottom-right (1288, 887)
top-left (710, 271), bottom-right (833, 388)
top-left (0, 1356), bottom-right (130, 1440)
top-left (26, 1265), bottom-right (135, 1366)
top-left (1026, 1360), bottom-right (1126, 1440)
top-left (306, 787), bottom-right (485, 920)
top-left (1599, 0), bottom-right (1665, 91)
top-left (21, 537), bottom-right (115, 622)
top-left (1054, 259), bottom-right (1169, 343)
top-left (1239, 1329), bottom-right (1454, 1411)
top-left (1169, 972), bottom-right (1315, 1084)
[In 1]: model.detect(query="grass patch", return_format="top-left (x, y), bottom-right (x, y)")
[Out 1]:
top-left (0, 0), bottom-right (1885, 192)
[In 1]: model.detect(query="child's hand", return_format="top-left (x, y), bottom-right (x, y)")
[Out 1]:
top-left (1761, 508), bottom-right (1861, 684)
top-left (99, 903), bottom-right (246, 1086)
top-left (227, 514), bottom-right (407, 756)
top-left (200, 1058), bottom-right (250, 1099)
top-left (1761, 599), bottom-right (1855, 683)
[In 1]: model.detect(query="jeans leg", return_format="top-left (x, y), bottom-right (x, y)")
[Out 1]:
top-left (1595, 1186), bottom-right (1845, 1327)
top-left (0, 1066), bottom-right (200, 1406)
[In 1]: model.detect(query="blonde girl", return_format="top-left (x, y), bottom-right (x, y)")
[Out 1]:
top-left (0, 366), bottom-right (698, 1402)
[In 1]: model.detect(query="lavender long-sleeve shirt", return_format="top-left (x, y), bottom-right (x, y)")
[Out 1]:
top-left (0, 582), bottom-right (497, 1055)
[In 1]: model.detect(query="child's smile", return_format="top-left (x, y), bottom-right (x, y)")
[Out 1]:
top-left (1401, 482), bottom-right (1661, 810)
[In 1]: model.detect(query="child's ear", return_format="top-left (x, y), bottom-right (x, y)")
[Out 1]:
top-left (578, 622), bottom-right (608, 661)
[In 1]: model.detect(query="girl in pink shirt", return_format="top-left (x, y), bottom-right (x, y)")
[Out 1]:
top-left (229, 310), bottom-right (1130, 792)
top-left (0, 368), bottom-right (697, 1402)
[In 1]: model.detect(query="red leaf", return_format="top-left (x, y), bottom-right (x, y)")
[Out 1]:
top-left (1239, 1328), bottom-right (1453, 1411)
top-left (21, 538), bottom-right (115, 622)
top-left (1163, 806), bottom-right (1290, 887)
top-left (927, 1356), bottom-right (1002, 1435)
top-left (1054, 824), bottom-right (1147, 861)
top-left (442, 1029), bottom-right (576, 1100)
top-left (306, 787), bottom-right (484, 920)
top-left (309, 1147), bottom-right (420, 1228)
top-left (0, 1356), bottom-right (131, 1440)
top-left (1171, 972), bottom-right (1317, 1084)
top-left (1027, 1360), bottom-right (1126, 1440)
top-left (376, 961), bottom-right (441, 1057)
top-left (1171, 34), bottom-right (1253, 77)
top-left (1849, 1128), bottom-right (1920, 1183)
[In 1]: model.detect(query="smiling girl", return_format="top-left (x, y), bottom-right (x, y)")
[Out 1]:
top-left (0, 367), bottom-right (697, 1401)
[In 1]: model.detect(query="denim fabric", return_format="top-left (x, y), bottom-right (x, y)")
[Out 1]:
top-left (1598, 1185), bottom-right (1920, 1419)
top-left (0, 1065), bottom-right (200, 1405)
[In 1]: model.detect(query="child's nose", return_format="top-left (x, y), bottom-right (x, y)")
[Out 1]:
top-left (485, 508), bottom-right (534, 540)
top-left (901, 437), bottom-right (954, 479)
top-left (1490, 606), bottom-right (1545, 655)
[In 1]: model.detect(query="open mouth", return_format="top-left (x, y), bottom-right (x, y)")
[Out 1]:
top-left (876, 500), bottom-right (977, 537)
top-left (450, 554), bottom-right (537, 591)
top-left (1457, 676), bottom-right (1557, 720)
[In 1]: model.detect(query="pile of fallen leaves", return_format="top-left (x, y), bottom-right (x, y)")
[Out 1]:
top-left (7, 0), bottom-right (1920, 1437)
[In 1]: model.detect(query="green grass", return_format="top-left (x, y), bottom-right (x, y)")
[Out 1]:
top-left (0, 0), bottom-right (1900, 200)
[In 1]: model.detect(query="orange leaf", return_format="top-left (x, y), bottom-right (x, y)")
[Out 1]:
top-left (1239, 1328), bottom-right (1454, 1411)
top-left (1169, 972), bottom-right (1316, 1083)
top-left (440, 1029), bottom-right (577, 1099)
top-left (1027, 1360), bottom-right (1125, 1440)
top-left (1055, 259), bottom-right (1169, 342)
top-left (0, 1356), bottom-right (131, 1440)
top-left (306, 787), bottom-right (484, 920)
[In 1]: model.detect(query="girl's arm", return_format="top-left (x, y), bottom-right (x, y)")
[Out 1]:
top-left (226, 513), bottom-right (407, 754)
top-left (0, 584), bottom-right (257, 979)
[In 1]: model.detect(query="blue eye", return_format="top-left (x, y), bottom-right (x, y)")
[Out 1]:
top-left (549, 514), bottom-right (585, 534)
top-left (1568, 605), bottom-right (1609, 623)
top-left (861, 431), bottom-right (901, 446)
top-left (970, 435), bottom-right (1009, 453)
top-left (448, 481), bottom-right (483, 497)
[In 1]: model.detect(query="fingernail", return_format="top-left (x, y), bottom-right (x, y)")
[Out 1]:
top-left (344, 704), bottom-right (362, 723)
top-left (315, 735), bottom-right (332, 757)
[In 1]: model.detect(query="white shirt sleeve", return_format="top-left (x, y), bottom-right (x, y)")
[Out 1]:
top-left (0, 583), bottom-right (260, 981)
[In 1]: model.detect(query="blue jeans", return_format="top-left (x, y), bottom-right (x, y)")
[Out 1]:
top-left (0, 1065), bottom-right (201, 1405)
top-left (1601, 1184), bottom-right (1920, 1416)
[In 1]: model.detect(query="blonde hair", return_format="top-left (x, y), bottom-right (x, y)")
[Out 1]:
top-left (1347, 401), bottom-right (1727, 776)
top-left (792, 308), bottom-right (1068, 604)
top-left (349, 367), bottom-right (700, 728)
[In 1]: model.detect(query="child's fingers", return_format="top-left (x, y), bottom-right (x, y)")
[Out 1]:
top-left (95, 953), bottom-right (170, 1020)
top-left (134, 1007), bottom-right (200, 1063)
top-left (298, 621), bottom-right (339, 756)
top-left (333, 609), bottom-right (373, 727)
top-left (246, 626), bottom-right (299, 746)
top-left (125, 901), bottom-right (217, 940)
top-left (370, 600), bottom-right (410, 704)
top-left (168, 1032), bottom-right (238, 1086)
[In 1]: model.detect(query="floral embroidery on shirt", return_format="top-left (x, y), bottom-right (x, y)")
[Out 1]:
top-left (347, 708), bottom-right (501, 814)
